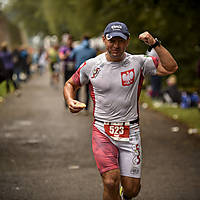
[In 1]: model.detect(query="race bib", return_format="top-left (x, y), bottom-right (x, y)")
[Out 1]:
top-left (104, 122), bottom-right (130, 141)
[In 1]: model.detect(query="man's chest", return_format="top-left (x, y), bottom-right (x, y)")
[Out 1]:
top-left (89, 62), bottom-right (141, 91)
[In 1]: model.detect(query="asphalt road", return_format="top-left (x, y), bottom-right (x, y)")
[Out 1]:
top-left (0, 71), bottom-right (199, 200)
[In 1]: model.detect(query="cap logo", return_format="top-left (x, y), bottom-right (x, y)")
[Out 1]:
top-left (106, 34), bottom-right (112, 40)
top-left (111, 25), bottom-right (122, 31)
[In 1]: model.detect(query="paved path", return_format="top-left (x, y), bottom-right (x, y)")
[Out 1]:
top-left (0, 71), bottom-right (199, 200)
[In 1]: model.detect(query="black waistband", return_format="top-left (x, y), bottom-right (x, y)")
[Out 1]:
top-left (95, 117), bottom-right (139, 125)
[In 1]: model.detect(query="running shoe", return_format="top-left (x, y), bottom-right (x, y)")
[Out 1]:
top-left (120, 186), bottom-right (132, 200)
top-left (120, 186), bottom-right (124, 199)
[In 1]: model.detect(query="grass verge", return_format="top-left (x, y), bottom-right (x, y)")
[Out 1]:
top-left (140, 90), bottom-right (200, 135)
top-left (0, 81), bottom-right (14, 101)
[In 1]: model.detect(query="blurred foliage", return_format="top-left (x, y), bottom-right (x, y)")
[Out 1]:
top-left (0, 11), bottom-right (22, 47)
top-left (3, 0), bottom-right (200, 89)
top-left (4, 0), bottom-right (49, 36)
top-left (0, 81), bottom-right (14, 97)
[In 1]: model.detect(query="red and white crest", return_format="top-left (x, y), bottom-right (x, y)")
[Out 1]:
top-left (121, 69), bottom-right (135, 86)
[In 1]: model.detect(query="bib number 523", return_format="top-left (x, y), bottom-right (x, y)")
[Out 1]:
top-left (109, 125), bottom-right (124, 135)
top-left (104, 123), bottom-right (130, 140)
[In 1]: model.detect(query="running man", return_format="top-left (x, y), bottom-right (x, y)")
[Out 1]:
top-left (63, 22), bottom-right (178, 200)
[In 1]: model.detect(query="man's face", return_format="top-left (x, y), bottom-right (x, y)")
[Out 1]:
top-left (103, 36), bottom-right (129, 61)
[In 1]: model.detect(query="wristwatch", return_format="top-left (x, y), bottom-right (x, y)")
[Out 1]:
top-left (148, 38), bottom-right (161, 52)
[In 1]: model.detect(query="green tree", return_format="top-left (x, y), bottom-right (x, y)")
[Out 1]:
top-left (4, 0), bottom-right (49, 36)
top-left (3, 0), bottom-right (200, 88)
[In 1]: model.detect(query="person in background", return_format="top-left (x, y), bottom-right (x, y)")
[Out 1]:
top-left (0, 42), bottom-right (19, 93)
top-left (12, 47), bottom-right (22, 86)
top-left (162, 74), bottom-right (181, 104)
top-left (19, 46), bottom-right (29, 81)
top-left (47, 44), bottom-right (60, 86)
top-left (0, 55), bottom-right (6, 83)
top-left (59, 34), bottom-right (74, 87)
top-left (146, 48), bottom-right (162, 98)
top-left (69, 35), bottom-right (96, 111)
top-left (38, 47), bottom-right (47, 76)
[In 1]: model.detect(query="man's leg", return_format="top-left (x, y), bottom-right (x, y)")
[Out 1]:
top-left (102, 169), bottom-right (121, 200)
top-left (121, 176), bottom-right (141, 199)
top-left (92, 125), bottom-right (120, 200)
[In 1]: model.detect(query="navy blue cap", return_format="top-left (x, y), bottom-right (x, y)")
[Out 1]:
top-left (104, 22), bottom-right (130, 40)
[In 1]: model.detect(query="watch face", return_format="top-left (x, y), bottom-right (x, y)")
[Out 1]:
top-left (152, 38), bottom-right (160, 48)
top-left (156, 38), bottom-right (161, 44)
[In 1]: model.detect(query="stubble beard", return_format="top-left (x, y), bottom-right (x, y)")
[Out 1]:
top-left (107, 49), bottom-right (125, 61)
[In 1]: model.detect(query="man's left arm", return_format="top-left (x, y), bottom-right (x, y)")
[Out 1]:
top-left (139, 31), bottom-right (178, 76)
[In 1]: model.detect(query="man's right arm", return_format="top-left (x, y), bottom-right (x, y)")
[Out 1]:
top-left (139, 31), bottom-right (178, 76)
top-left (63, 78), bottom-right (85, 113)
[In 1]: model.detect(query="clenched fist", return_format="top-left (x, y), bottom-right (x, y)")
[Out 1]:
top-left (138, 31), bottom-right (156, 46)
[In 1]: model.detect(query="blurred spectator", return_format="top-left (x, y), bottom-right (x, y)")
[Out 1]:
top-left (180, 92), bottom-right (191, 108)
top-left (12, 47), bottom-right (22, 85)
top-left (162, 75), bottom-right (182, 104)
top-left (32, 49), bottom-right (39, 66)
top-left (47, 44), bottom-right (60, 86)
top-left (38, 48), bottom-right (47, 75)
top-left (69, 35), bottom-right (96, 111)
top-left (146, 48), bottom-right (162, 99)
top-left (0, 42), bottom-right (18, 93)
top-left (19, 46), bottom-right (31, 81)
top-left (0, 56), bottom-right (6, 83)
top-left (190, 92), bottom-right (199, 107)
top-left (181, 91), bottom-right (200, 109)
top-left (58, 34), bottom-right (74, 85)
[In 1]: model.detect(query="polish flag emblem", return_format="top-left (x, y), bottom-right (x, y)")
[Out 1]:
top-left (121, 69), bottom-right (135, 86)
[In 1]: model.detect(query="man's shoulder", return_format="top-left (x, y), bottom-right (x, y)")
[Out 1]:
top-left (126, 52), bottom-right (145, 58)
top-left (126, 53), bottom-right (146, 62)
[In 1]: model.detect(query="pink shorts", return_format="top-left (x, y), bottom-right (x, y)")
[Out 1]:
top-left (92, 125), bottom-right (119, 174)
top-left (92, 124), bottom-right (142, 178)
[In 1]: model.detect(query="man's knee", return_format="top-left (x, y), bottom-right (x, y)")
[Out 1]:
top-left (103, 177), bottom-right (119, 190)
top-left (124, 183), bottom-right (141, 198)
top-left (102, 170), bottom-right (120, 191)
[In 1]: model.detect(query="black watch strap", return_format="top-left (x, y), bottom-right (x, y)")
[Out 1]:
top-left (148, 38), bottom-right (161, 52)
